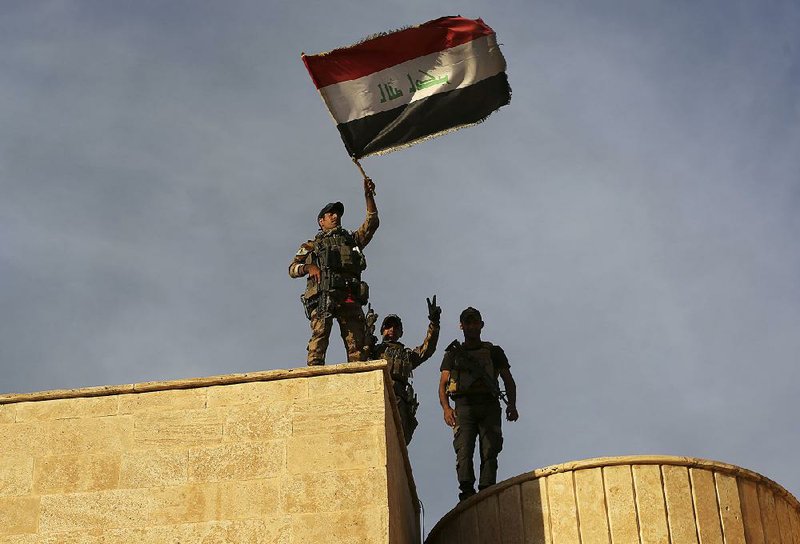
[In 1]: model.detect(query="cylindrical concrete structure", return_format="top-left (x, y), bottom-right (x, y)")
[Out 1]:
top-left (425, 455), bottom-right (800, 544)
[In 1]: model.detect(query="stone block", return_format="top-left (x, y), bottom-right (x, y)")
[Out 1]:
top-left (290, 508), bottom-right (387, 544)
top-left (603, 465), bottom-right (638, 543)
top-left (0, 496), bottom-right (40, 536)
top-left (0, 423), bottom-right (37, 455)
top-left (33, 453), bottom-right (120, 494)
top-left (757, 483), bottom-right (781, 544)
top-left (218, 478), bottom-right (281, 520)
top-left (39, 485), bottom-right (227, 533)
top-left (476, 494), bottom-right (502, 544)
top-left (283, 468), bottom-right (385, 514)
top-left (574, 468), bottom-right (610, 544)
top-left (521, 477), bottom-right (551, 544)
top-left (292, 397), bottom-right (384, 436)
top-left (457, 506), bottom-right (481, 544)
top-left (632, 464), bottom-right (670, 544)
top-left (714, 472), bottom-right (746, 544)
top-left (0, 405), bottom-right (15, 424)
top-left (39, 488), bottom-right (147, 533)
top-left (689, 468), bottom-right (723, 544)
top-left (119, 449), bottom-right (188, 488)
top-left (133, 408), bottom-right (224, 446)
top-left (154, 483), bottom-right (222, 525)
top-left (547, 471), bottom-right (580, 543)
top-left (0, 456), bottom-right (33, 498)
top-left (207, 379), bottom-right (308, 407)
top-left (738, 479), bottom-right (765, 544)
top-left (15, 397), bottom-right (118, 422)
top-left (119, 388), bottom-right (207, 414)
top-left (102, 519), bottom-right (289, 544)
top-left (662, 465), bottom-right (698, 544)
top-left (0, 531), bottom-right (101, 544)
top-left (497, 485), bottom-right (524, 544)
top-left (188, 440), bottom-right (285, 482)
top-left (306, 370), bottom-right (382, 398)
top-left (223, 401), bottom-right (293, 442)
top-left (42, 417), bottom-right (133, 456)
top-left (286, 428), bottom-right (383, 474)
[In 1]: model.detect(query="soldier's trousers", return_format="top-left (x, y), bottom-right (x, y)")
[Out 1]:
top-left (452, 396), bottom-right (503, 499)
top-left (307, 303), bottom-right (367, 364)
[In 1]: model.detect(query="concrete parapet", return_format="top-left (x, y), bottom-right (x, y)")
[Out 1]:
top-left (0, 361), bottom-right (420, 544)
top-left (425, 455), bottom-right (800, 544)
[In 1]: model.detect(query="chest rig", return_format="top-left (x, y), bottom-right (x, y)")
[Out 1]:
top-left (377, 342), bottom-right (414, 383)
top-left (304, 228), bottom-right (368, 305)
top-left (445, 341), bottom-right (500, 397)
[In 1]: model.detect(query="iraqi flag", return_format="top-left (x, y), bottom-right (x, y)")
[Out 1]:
top-left (302, 16), bottom-right (511, 159)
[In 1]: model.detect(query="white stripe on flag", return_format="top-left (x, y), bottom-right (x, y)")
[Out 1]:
top-left (318, 34), bottom-right (506, 124)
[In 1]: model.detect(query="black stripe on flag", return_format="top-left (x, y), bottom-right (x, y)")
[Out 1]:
top-left (337, 72), bottom-right (511, 158)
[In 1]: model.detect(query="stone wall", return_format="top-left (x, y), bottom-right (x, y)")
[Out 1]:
top-left (0, 362), bottom-right (420, 544)
top-left (425, 455), bottom-right (800, 544)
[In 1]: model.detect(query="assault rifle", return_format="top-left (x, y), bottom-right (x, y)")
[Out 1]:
top-left (314, 243), bottom-right (336, 320)
top-left (364, 304), bottom-right (378, 355)
top-left (300, 244), bottom-right (338, 321)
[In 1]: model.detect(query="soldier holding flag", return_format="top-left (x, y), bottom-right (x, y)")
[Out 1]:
top-left (289, 176), bottom-right (378, 365)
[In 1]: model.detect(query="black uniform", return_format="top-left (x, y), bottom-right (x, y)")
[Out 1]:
top-left (441, 341), bottom-right (509, 500)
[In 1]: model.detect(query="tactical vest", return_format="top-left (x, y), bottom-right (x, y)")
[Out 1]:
top-left (304, 228), bottom-right (367, 300)
top-left (445, 341), bottom-right (500, 397)
top-left (378, 342), bottom-right (413, 382)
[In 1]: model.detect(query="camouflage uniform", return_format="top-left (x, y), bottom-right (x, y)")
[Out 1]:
top-left (371, 320), bottom-right (440, 444)
top-left (440, 341), bottom-right (509, 501)
top-left (289, 210), bottom-right (379, 365)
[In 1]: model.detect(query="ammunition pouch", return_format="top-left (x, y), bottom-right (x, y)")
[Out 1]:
top-left (315, 230), bottom-right (367, 276)
top-left (356, 281), bottom-right (369, 305)
top-left (300, 293), bottom-right (317, 320)
top-left (384, 344), bottom-right (412, 381)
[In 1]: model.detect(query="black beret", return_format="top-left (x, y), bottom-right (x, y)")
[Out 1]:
top-left (318, 202), bottom-right (344, 220)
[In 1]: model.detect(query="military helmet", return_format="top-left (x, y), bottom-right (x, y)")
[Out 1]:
top-left (459, 307), bottom-right (482, 323)
top-left (381, 314), bottom-right (403, 331)
top-left (318, 201), bottom-right (344, 220)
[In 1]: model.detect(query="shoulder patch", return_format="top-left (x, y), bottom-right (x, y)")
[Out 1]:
top-left (295, 241), bottom-right (314, 257)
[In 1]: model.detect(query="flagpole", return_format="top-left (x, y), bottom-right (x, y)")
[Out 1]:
top-left (352, 158), bottom-right (375, 194)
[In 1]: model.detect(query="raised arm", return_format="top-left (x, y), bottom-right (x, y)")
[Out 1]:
top-left (353, 177), bottom-right (379, 248)
top-left (411, 296), bottom-right (441, 368)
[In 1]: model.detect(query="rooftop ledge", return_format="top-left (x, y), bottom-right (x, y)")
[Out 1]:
top-left (0, 360), bottom-right (389, 404)
top-left (0, 359), bottom-right (420, 512)
top-left (438, 454), bottom-right (800, 527)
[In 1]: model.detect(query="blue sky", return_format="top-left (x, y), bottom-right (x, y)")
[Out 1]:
top-left (2, 0), bottom-right (799, 532)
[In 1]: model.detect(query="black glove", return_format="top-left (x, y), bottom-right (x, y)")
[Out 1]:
top-left (426, 295), bottom-right (441, 324)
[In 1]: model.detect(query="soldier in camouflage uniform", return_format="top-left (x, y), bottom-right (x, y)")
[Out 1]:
top-left (369, 296), bottom-right (441, 445)
top-left (438, 307), bottom-right (519, 502)
top-left (289, 177), bottom-right (378, 365)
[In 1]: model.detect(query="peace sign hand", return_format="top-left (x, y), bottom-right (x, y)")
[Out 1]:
top-left (426, 295), bottom-right (441, 324)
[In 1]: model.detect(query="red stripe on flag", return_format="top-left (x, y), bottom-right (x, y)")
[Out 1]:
top-left (303, 16), bottom-right (495, 88)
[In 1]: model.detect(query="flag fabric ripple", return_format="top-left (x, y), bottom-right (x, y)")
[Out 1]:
top-left (302, 16), bottom-right (511, 159)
